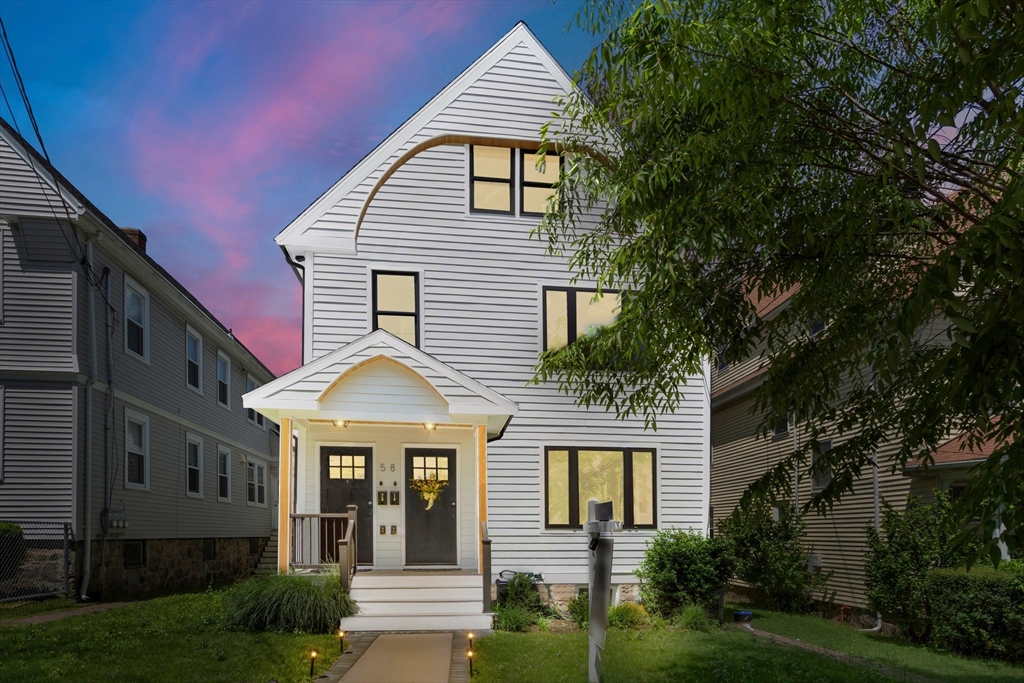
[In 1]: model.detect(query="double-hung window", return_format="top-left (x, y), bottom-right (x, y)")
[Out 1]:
top-left (217, 446), bottom-right (231, 501)
top-left (545, 447), bottom-right (656, 529)
top-left (217, 352), bottom-right (230, 408)
top-left (469, 145), bottom-right (513, 214)
top-left (247, 460), bottom-right (266, 506)
top-left (811, 440), bottom-right (833, 492)
top-left (186, 326), bottom-right (203, 392)
top-left (124, 277), bottom-right (149, 361)
top-left (773, 416), bottom-right (789, 437)
top-left (186, 434), bottom-right (202, 497)
top-left (372, 271), bottom-right (419, 347)
top-left (124, 410), bottom-right (149, 489)
top-left (543, 287), bottom-right (620, 351)
top-left (246, 374), bottom-right (264, 426)
top-left (520, 150), bottom-right (560, 215)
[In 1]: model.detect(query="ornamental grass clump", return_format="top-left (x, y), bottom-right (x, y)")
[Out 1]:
top-left (494, 605), bottom-right (535, 632)
top-left (674, 604), bottom-right (713, 632)
top-left (223, 572), bottom-right (356, 634)
top-left (608, 601), bottom-right (648, 630)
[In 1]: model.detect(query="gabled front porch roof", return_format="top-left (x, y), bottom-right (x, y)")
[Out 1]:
top-left (243, 330), bottom-right (517, 439)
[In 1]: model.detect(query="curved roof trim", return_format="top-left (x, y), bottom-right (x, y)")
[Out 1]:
top-left (316, 354), bottom-right (449, 407)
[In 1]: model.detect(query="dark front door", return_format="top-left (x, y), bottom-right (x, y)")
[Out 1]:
top-left (405, 448), bottom-right (457, 565)
top-left (320, 446), bottom-right (373, 565)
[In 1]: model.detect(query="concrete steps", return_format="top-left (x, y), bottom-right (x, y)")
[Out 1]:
top-left (341, 572), bottom-right (493, 632)
top-left (254, 531), bottom-right (278, 575)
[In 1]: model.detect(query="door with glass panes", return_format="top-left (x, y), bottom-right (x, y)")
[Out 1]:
top-left (320, 446), bottom-right (373, 565)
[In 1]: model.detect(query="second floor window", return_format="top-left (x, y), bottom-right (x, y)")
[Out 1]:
top-left (124, 279), bottom-right (149, 360)
top-left (246, 375), bottom-right (264, 427)
top-left (217, 447), bottom-right (231, 501)
top-left (125, 410), bottom-right (149, 489)
top-left (543, 287), bottom-right (620, 351)
top-left (217, 353), bottom-right (230, 408)
top-left (186, 327), bottom-right (202, 392)
top-left (372, 271), bottom-right (419, 347)
top-left (186, 435), bottom-right (202, 496)
top-left (470, 145), bottom-right (513, 213)
top-left (520, 150), bottom-right (560, 215)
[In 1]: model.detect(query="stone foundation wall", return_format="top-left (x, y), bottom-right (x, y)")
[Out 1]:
top-left (491, 581), bottom-right (641, 608)
top-left (86, 537), bottom-right (267, 598)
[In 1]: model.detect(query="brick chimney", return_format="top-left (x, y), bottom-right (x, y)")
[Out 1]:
top-left (121, 228), bottom-right (147, 253)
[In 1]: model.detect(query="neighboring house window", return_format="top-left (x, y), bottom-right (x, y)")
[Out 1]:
top-left (246, 374), bottom-right (264, 427)
top-left (217, 446), bottom-right (231, 501)
top-left (543, 287), bottom-right (620, 351)
top-left (469, 145), bottom-right (513, 214)
top-left (186, 326), bottom-right (203, 392)
top-left (716, 344), bottom-right (729, 373)
top-left (186, 434), bottom-right (202, 497)
top-left (124, 540), bottom-right (146, 568)
top-left (812, 439), bottom-right (833, 492)
top-left (217, 352), bottom-right (230, 408)
top-left (520, 150), bottom-right (560, 216)
top-left (124, 410), bottom-right (149, 489)
top-left (247, 459), bottom-right (266, 506)
top-left (773, 416), bottom-right (789, 436)
top-left (545, 447), bottom-right (656, 529)
top-left (372, 271), bottom-right (419, 347)
top-left (808, 318), bottom-right (827, 338)
top-left (124, 277), bottom-right (149, 361)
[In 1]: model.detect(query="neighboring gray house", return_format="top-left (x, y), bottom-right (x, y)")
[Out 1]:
top-left (0, 118), bottom-right (278, 598)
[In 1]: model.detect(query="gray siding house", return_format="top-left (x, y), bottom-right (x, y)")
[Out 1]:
top-left (0, 119), bottom-right (278, 598)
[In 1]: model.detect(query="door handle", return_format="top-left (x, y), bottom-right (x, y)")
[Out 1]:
top-left (451, 502), bottom-right (456, 507)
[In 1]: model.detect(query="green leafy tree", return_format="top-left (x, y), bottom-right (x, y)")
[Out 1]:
top-left (536, 0), bottom-right (1022, 563)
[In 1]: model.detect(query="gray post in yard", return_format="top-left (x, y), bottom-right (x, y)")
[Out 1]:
top-left (584, 499), bottom-right (621, 683)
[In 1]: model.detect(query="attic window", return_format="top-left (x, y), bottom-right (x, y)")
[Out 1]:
top-left (470, 146), bottom-right (513, 213)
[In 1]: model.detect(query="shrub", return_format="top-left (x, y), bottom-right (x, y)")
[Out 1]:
top-left (494, 605), bottom-right (535, 632)
top-left (499, 572), bottom-right (541, 613)
top-left (608, 602), bottom-right (647, 629)
top-left (567, 591), bottom-right (589, 629)
top-left (674, 603), bottom-right (712, 632)
top-left (223, 572), bottom-right (356, 633)
top-left (635, 529), bottom-right (734, 616)
top-left (718, 505), bottom-right (825, 613)
top-left (864, 492), bottom-right (978, 642)
top-left (0, 522), bottom-right (27, 580)
top-left (926, 565), bottom-right (1024, 663)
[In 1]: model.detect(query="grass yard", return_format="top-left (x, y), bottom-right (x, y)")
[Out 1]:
top-left (743, 606), bottom-right (1024, 683)
top-left (474, 628), bottom-right (905, 683)
top-left (0, 591), bottom-right (338, 683)
top-left (0, 596), bottom-right (84, 622)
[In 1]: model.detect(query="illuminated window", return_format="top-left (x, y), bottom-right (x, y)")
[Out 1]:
top-left (543, 287), bottom-right (620, 350)
top-left (329, 454), bottom-right (366, 480)
top-left (470, 146), bottom-right (513, 213)
top-left (373, 271), bottom-right (419, 347)
top-left (411, 454), bottom-right (449, 482)
top-left (545, 447), bottom-right (656, 529)
top-left (520, 150), bottom-right (560, 215)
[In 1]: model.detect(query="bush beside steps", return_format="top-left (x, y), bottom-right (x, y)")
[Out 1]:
top-left (223, 571), bottom-right (356, 634)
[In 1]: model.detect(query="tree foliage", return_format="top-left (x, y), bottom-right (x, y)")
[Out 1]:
top-left (537, 0), bottom-right (1022, 562)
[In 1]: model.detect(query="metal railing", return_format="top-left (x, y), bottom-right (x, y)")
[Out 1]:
top-left (481, 520), bottom-right (492, 613)
top-left (0, 521), bottom-right (72, 602)
top-left (289, 507), bottom-right (358, 590)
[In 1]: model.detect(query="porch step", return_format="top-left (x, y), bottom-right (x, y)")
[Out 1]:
top-left (351, 573), bottom-right (482, 589)
top-left (339, 612), bottom-right (494, 632)
top-left (254, 531), bottom-right (279, 575)
top-left (341, 572), bottom-right (489, 631)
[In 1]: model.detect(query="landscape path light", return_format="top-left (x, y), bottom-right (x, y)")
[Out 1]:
top-left (339, 629), bottom-right (347, 653)
top-left (309, 649), bottom-right (318, 677)
top-left (467, 647), bottom-right (475, 677)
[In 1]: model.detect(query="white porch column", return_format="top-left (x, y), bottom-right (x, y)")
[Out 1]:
top-left (278, 417), bottom-right (293, 574)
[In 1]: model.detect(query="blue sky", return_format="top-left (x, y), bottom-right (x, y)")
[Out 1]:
top-left (0, 1), bottom-right (598, 372)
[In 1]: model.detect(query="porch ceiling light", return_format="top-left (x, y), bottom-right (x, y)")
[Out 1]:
top-left (334, 420), bottom-right (348, 428)
top-left (424, 422), bottom-right (436, 431)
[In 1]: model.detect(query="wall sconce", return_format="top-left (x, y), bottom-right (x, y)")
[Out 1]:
top-left (424, 422), bottom-right (436, 431)
top-left (334, 420), bottom-right (348, 428)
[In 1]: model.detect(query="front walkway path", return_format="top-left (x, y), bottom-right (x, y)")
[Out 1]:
top-left (318, 631), bottom-right (472, 683)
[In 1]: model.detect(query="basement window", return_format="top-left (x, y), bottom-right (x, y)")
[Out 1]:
top-left (124, 540), bottom-right (146, 568)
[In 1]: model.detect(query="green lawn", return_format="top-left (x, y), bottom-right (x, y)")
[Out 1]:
top-left (0, 591), bottom-right (338, 683)
top-left (0, 596), bottom-right (83, 621)
top-left (474, 628), bottom-right (904, 683)
top-left (743, 606), bottom-right (1024, 683)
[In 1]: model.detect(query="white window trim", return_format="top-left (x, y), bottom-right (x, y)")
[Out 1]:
top-left (124, 408), bottom-right (151, 491)
top-left (185, 325), bottom-right (203, 395)
top-left (217, 445), bottom-right (232, 503)
top-left (246, 456), bottom-right (267, 507)
top-left (123, 275), bottom-right (151, 364)
top-left (246, 373), bottom-right (264, 428)
top-left (185, 432), bottom-right (203, 498)
top-left (217, 350), bottom-right (231, 410)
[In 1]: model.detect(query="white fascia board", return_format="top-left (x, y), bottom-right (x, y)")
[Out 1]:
top-left (275, 23), bottom-right (574, 249)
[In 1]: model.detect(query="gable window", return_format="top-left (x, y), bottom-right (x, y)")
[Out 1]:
top-left (217, 352), bottom-right (230, 408)
top-left (247, 459), bottom-right (266, 506)
top-left (543, 287), bottom-right (620, 351)
top-left (124, 409), bottom-right (149, 489)
top-left (217, 446), bottom-right (231, 501)
top-left (124, 278), bottom-right (149, 361)
top-left (186, 326), bottom-right (203, 393)
top-left (520, 150), bottom-right (560, 216)
top-left (545, 447), bottom-right (656, 529)
top-left (246, 374), bottom-right (264, 427)
top-left (372, 271), bottom-right (419, 347)
top-left (470, 145), bottom-right (513, 214)
top-left (812, 439), bottom-right (833, 492)
top-left (186, 434), bottom-right (203, 497)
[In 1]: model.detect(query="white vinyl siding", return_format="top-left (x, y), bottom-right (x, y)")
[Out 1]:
top-left (124, 408), bottom-right (150, 490)
top-left (186, 433), bottom-right (203, 497)
top-left (186, 325), bottom-right (203, 393)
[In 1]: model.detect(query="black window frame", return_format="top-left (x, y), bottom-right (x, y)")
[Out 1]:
top-left (542, 286), bottom-right (620, 351)
top-left (544, 446), bottom-right (657, 530)
top-left (372, 270), bottom-right (420, 348)
top-left (519, 148), bottom-right (561, 217)
top-left (469, 145), bottom-right (514, 215)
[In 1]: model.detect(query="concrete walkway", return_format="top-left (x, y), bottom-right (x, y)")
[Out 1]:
top-left (319, 632), bottom-right (472, 683)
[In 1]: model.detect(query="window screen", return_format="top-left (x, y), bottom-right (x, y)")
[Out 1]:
top-left (373, 271), bottom-right (419, 346)
top-left (470, 146), bottom-right (513, 213)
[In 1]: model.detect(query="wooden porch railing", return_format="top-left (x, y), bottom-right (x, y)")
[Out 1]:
top-left (289, 505), bottom-right (358, 590)
top-left (481, 520), bottom-right (492, 613)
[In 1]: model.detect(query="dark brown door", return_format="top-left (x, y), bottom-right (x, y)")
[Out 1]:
top-left (320, 446), bottom-right (373, 565)
top-left (405, 447), bottom-right (457, 565)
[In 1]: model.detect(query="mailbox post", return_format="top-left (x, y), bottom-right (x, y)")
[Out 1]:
top-left (583, 499), bottom-right (621, 683)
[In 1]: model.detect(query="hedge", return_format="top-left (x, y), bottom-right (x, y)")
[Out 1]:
top-left (925, 564), bottom-right (1024, 663)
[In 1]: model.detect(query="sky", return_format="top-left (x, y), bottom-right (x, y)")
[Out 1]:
top-left (0, 0), bottom-right (598, 375)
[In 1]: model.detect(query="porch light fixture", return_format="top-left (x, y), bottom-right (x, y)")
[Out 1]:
top-left (309, 649), bottom-right (318, 676)
top-left (334, 420), bottom-right (348, 428)
top-left (424, 422), bottom-right (436, 431)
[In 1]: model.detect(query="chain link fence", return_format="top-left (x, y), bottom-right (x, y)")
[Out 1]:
top-left (0, 520), bottom-right (73, 602)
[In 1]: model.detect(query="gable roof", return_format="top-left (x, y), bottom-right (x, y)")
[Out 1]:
top-left (274, 21), bottom-right (574, 256)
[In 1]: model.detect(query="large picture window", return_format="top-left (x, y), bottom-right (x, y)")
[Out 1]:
top-left (469, 145), bottom-right (513, 214)
top-left (545, 447), bottom-right (656, 529)
top-left (372, 271), bottom-right (419, 347)
top-left (543, 287), bottom-right (620, 350)
top-left (520, 150), bottom-right (560, 216)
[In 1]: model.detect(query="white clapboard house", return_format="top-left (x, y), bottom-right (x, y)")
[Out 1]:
top-left (243, 23), bottom-right (710, 631)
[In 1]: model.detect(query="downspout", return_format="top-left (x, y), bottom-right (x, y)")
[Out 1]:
top-left (79, 239), bottom-right (99, 599)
